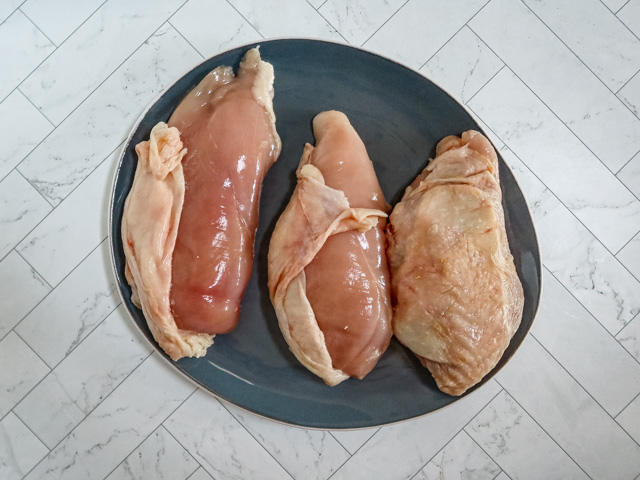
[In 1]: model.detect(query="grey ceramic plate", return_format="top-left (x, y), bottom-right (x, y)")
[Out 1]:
top-left (109, 38), bottom-right (541, 429)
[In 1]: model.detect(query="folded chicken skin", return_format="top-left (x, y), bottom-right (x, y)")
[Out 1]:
top-left (122, 48), bottom-right (279, 360)
top-left (386, 130), bottom-right (524, 396)
top-left (168, 47), bottom-right (281, 335)
top-left (268, 111), bottom-right (392, 386)
top-left (121, 123), bottom-right (214, 360)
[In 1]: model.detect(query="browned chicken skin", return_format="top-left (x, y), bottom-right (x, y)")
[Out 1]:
top-left (387, 130), bottom-right (524, 396)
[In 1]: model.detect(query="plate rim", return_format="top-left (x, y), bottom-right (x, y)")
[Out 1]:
top-left (107, 36), bottom-right (543, 430)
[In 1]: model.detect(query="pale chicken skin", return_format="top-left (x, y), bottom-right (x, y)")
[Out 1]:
top-left (387, 130), bottom-right (524, 396)
top-left (168, 48), bottom-right (281, 335)
top-left (121, 123), bottom-right (214, 360)
top-left (268, 111), bottom-right (392, 386)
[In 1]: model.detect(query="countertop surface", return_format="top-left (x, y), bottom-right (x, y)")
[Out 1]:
top-left (2, 0), bottom-right (640, 479)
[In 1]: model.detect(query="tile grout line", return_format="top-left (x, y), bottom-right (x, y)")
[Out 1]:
top-left (19, 6), bottom-right (57, 47)
top-left (13, 249), bottom-right (53, 291)
top-left (416, 0), bottom-right (494, 73)
top-left (467, 22), bottom-right (640, 187)
top-left (466, 65), bottom-right (640, 249)
top-left (101, 405), bottom-right (200, 480)
top-left (223, 0), bottom-right (265, 40)
top-left (616, 390), bottom-right (640, 420)
top-left (14, 167), bottom-right (56, 208)
top-left (218, 400), bottom-right (296, 479)
top-left (464, 64), bottom-right (506, 106)
top-left (167, 20), bottom-right (205, 60)
top-left (18, 350), bottom-right (157, 480)
top-left (309, 4), bottom-right (351, 44)
top-left (5, 408), bottom-right (52, 457)
top-left (360, 0), bottom-right (411, 47)
top-left (0, 0), bottom-right (26, 28)
top-left (615, 66), bottom-right (640, 96)
top-left (15, 86), bottom-right (56, 128)
top-left (416, 388), bottom-right (507, 478)
top-left (0, 139), bottom-right (123, 271)
top-left (541, 265), bottom-right (640, 370)
top-left (519, 0), bottom-right (640, 119)
top-left (467, 103), bottom-right (640, 326)
top-left (327, 428), bottom-right (378, 457)
top-left (493, 378), bottom-right (595, 480)
top-left (616, 145), bottom-right (640, 175)
top-left (615, 228), bottom-right (640, 256)
top-left (12, 239), bottom-right (120, 370)
top-left (530, 328), bottom-right (640, 423)
top-left (615, 0), bottom-right (633, 14)
top-left (0, 0), bottom-right (109, 107)
top-left (159, 424), bottom-right (204, 477)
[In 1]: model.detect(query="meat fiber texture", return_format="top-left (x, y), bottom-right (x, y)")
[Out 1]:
top-left (268, 111), bottom-right (393, 386)
top-left (122, 48), bottom-right (280, 360)
top-left (387, 130), bottom-right (524, 396)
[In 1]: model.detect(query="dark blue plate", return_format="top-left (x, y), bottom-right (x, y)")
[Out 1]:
top-left (109, 38), bottom-right (541, 429)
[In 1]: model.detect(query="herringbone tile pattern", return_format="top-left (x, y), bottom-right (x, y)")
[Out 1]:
top-left (1, 0), bottom-right (640, 478)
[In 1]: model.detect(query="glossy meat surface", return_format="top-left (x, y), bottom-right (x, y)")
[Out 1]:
top-left (268, 111), bottom-right (392, 385)
top-left (387, 130), bottom-right (524, 396)
top-left (121, 123), bottom-right (214, 360)
top-left (168, 48), bottom-right (281, 334)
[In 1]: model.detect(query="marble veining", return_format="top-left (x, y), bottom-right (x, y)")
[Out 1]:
top-left (2, 1), bottom-right (640, 479)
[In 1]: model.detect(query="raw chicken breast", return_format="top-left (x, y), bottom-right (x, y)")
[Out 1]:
top-left (168, 48), bottom-right (281, 335)
top-left (122, 123), bottom-right (214, 360)
top-left (387, 130), bottom-right (524, 396)
top-left (268, 111), bottom-right (392, 386)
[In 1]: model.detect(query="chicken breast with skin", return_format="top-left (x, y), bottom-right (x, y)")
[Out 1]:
top-left (268, 111), bottom-right (392, 386)
top-left (168, 47), bottom-right (281, 335)
top-left (387, 130), bottom-right (524, 396)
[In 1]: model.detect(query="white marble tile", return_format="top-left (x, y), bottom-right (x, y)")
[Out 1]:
top-left (105, 426), bottom-right (198, 480)
top-left (24, 354), bottom-right (195, 480)
top-left (618, 232), bottom-right (640, 280)
top-left (499, 147), bottom-right (640, 334)
top-left (228, 0), bottom-right (341, 40)
top-left (469, 0), bottom-right (640, 172)
top-left (15, 240), bottom-right (120, 367)
top-left (318, 0), bottom-right (406, 45)
top-left (522, 0), bottom-right (640, 92)
top-left (618, 151), bottom-right (640, 198)
top-left (17, 148), bottom-right (117, 286)
top-left (0, 10), bottom-right (54, 102)
top-left (169, 0), bottom-right (260, 58)
top-left (496, 336), bottom-right (640, 480)
top-left (0, 0), bottom-right (22, 24)
top-left (618, 71), bottom-right (640, 119)
top-left (364, 0), bottom-right (487, 70)
top-left (21, 0), bottom-right (105, 45)
top-left (188, 467), bottom-right (214, 480)
top-left (0, 251), bottom-right (49, 339)
top-left (618, 0), bottom-right (640, 37)
top-left (494, 473), bottom-right (510, 480)
top-left (0, 170), bottom-right (52, 259)
top-left (532, 269), bottom-right (640, 416)
top-left (617, 315), bottom-right (640, 364)
top-left (0, 331), bottom-right (49, 418)
top-left (603, 0), bottom-right (631, 14)
top-left (19, 0), bottom-right (184, 125)
top-left (617, 394), bottom-right (640, 445)
top-left (0, 413), bottom-right (48, 480)
top-left (467, 390), bottom-right (587, 480)
top-left (14, 304), bottom-right (151, 448)
top-left (164, 389), bottom-right (290, 480)
top-left (18, 24), bottom-right (200, 206)
top-left (469, 69), bottom-right (640, 254)
top-left (226, 402), bottom-right (350, 479)
top-left (0, 90), bottom-right (52, 181)
top-left (329, 428), bottom-right (378, 455)
top-left (330, 380), bottom-right (502, 480)
top-left (420, 26), bottom-right (503, 104)
top-left (415, 430), bottom-right (500, 480)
